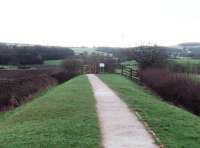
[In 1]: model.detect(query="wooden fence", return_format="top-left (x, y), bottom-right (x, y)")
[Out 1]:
top-left (121, 64), bottom-right (139, 81)
top-left (81, 64), bottom-right (98, 74)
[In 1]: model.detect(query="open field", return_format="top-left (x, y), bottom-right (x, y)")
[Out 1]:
top-left (70, 47), bottom-right (106, 55)
top-left (174, 58), bottom-right (200, 66)
top-left (71, 47), bottom-right (98, 54)
top-left (169, 58), bottom-right (200, 73)
top-left (44, 59), bottom-right (63, 65)
top-left (99, 74), bottom-right (200, 148)
top-left (0, 75), bottom-right (100, 148)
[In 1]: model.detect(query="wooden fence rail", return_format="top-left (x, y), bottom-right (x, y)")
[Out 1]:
top-left (121, 64), bottom-right (139, 82)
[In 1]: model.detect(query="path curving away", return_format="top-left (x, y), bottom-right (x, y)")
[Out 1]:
top-left (87, 74), bottom-right (159, 148)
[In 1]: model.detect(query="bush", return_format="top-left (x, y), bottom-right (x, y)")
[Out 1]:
top-left (133, 46), bottom-right (169, 69)
top-left (62, 58), bottom-right (81, 77)
top-left (139, 68), bottom-right (200, 115)
top-left (0, 74), bottom-right (56, 109)
top-left (0, 68), bottom-right (71, 110)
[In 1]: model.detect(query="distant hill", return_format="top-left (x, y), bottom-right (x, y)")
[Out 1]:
top-left (178, 42), bottom-right (200, 49)
top-left (178, 42), bottom-right (200, 58)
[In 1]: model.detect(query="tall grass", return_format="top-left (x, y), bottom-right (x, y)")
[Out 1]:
top-left (139, 68), bottom-right (200, 115)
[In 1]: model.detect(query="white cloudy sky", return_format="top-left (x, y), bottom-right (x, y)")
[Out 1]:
top-left (0, 0), bottom-right (199, 47)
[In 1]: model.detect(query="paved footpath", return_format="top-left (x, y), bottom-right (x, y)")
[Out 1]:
top-left (87, 74), bottom-right (159, 148)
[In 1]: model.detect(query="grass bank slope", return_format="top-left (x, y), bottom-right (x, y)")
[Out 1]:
top-left (99, 74), bottom-right (200, 148)
top-left (0, 76), bottom-right (100, 148)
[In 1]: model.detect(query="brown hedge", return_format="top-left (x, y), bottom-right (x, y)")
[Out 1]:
top-left (139, 68), bottom-right (200, 115)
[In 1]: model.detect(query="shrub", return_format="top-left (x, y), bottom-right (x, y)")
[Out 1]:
top-left (62, 58), bottom-right (81, 77)
top-left (0, 68), bottom-right (71, 110)
top-left (139, 68), bottom-right (200, 115)
top-left (0, 74), bottom-right (56, 109)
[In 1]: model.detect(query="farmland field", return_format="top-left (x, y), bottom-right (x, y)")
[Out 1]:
top-left (71, 47), bottom-right (97, 54)
top-left (44, 59), bottom-right (63, 65)
top-left (0, 76), bottom-right (100, 148)
top-left (99, 74), bottom-right (200, 148)
top-left (71, 47), bottom-right (104, 55)
top-left (174, 58), bottom-right (200, 66)
top-left (170, 58), bottom-right (200, 73)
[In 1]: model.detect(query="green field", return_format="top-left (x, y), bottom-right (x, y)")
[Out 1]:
top-left (44, 59), bottom-right (63, 65)
top-left (71, 47), bottom-right (98, 54)
top-left (170, 58), bottom-right (200, 73)
top-left (99, 74), bottom-right (200, 148)
top-left (0, 65), bottom-right (18, 69)
top-left (0, 76), bottom-right (100, 148)
top-left (174, 58), bottom-right (200, 66)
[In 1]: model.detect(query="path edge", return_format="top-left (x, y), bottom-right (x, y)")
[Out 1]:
top-left (87, 75), bottom-right (104, 148)
top-left (97, 75), bottom-right (163, 148)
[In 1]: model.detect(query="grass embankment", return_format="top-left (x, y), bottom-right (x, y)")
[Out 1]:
top-left (99, 74), bottom-right (200, 148)
top-left (0, 76), bottom-right (100, 148)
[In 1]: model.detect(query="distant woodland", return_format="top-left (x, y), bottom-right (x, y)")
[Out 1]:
top-left (0, 43), bottom-right (74, 65)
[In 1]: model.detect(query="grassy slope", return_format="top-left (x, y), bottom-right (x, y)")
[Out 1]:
top-left (0, 76), bottom-right (100, 148)
top-left (99, 74), bottom-right (200, 148)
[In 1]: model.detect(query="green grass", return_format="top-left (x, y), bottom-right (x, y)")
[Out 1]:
top-left (0, 76), bottom-right (100, 148)
top-left (44, 59), bottom-right (63, 65)
top-left (174, 58), bottom-right (200, 66)
top-left (170, 58), bottom-right (200, 73)
top-left (0, 65), bottom-right (17, 69)
top-left (99, 74), bottom-right (200, 148)
top-left (71, 47), bottom-right (98, 54)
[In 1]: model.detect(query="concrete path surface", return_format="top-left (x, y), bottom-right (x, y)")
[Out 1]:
top-left (87, 74), bottom-right (159, 148)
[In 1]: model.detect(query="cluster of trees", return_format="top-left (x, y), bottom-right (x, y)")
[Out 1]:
top-left (96, 47), bottom-right (135, 61)
top-left (96, 46), bottom-right (181, 62)
top-left (132, 46), bottom-right (169, 69)
top-left (0, 43), bottom-right (74, 65)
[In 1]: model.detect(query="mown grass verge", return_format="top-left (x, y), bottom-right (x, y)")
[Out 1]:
top-left (99, 74), bottom-right (200, 148)
top-left (0, 75), bottom-right (100, 148)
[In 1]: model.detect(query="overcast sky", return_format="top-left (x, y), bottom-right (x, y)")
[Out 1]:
top-left (0, 0), bottom-right (199, 47)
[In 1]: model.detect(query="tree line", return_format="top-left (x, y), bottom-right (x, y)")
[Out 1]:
top-left (0, 43), bottom-right (74, 65)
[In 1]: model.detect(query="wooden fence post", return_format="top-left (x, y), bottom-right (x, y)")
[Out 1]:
top-left (130, 69), bottom-right (133, 80)
top-left (121, 65), bottom-right (124, 75)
